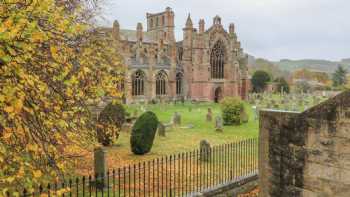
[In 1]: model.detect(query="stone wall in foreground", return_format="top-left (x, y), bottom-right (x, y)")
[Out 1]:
top-left (259, 90), bottom-right (350, 197)
top-left (192, 173), bottom-right (258, 197)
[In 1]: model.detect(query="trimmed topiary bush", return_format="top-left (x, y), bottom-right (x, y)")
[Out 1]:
top-left (130, 111), bottom-right (159, 155)
top-left (220, 97), bottom-right (247, 125)
top-left (97, 102), bottom-right (126, 146)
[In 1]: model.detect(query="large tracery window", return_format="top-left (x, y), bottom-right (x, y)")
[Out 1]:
top-left (210, 40), bottom-right (225, 79)
top-left (156, 71), bottom-right (167, 96)
top-left (132, 70), bottom-right (145, 96)
top-left (176, 73), bottom-right (183, 95)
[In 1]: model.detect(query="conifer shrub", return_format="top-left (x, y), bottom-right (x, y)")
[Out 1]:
top-left (130, 111), bottom-right (159, 155)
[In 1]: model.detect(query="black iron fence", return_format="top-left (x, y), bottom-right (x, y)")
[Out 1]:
top-left (19, 138), bottom-right (258, 197)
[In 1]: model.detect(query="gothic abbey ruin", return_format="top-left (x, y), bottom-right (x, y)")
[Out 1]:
top-left (102, 7), bottom-right (249, 103)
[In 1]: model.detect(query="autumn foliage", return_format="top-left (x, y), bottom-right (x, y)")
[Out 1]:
top-left (0, 0), bottom-right (123, 194)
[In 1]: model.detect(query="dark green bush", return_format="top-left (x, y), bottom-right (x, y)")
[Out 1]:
top-left (251, 70), bottom-right (271, 92)
top-left (220, 97), bottom-right (247, 125)
top-left (130, 111), bottom-right (159, 155)
top-left (97, 102), bottom-right (126, 146)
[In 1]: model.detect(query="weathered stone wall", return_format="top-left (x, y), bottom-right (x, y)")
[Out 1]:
top-left (192, 173), bottom-right (258, 197)
top-left (259, 91), bottom-right (350, 197)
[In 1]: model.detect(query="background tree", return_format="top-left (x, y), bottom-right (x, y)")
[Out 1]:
top-left (295, 80), bottom-right (312, 93)
top-left (0, 0), bottom-right (123, 193)
top-left (332, 65), bottom-right (347, 87)
top-left (97, 102), bottom-right (126, 146)
top-left (274, 77), bottom-right (290, 93)
top-left (251, 70), bottom-right (271, 92)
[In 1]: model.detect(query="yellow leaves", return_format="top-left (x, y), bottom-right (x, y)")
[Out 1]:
top-left (4, 99), bottom-right (23, 115)
top-left (33, 170), bottom-right (42, 178)
top-left (50, 45), bottom-right (59, 60)
top-left (0, 0), bottom-right (125, 191)
top-left (13, 99), bottom-right (23, 113)
top-left (31, 31), bottom-right (45, 43)
top-left (4, 106), bottom-right (14, 113)
top-left (2, 131), bottom-right (12, 140)
top-left (27, 144), bottom-right (39, 152)
top-left (2, 18), bottom-right (13, 31)
top-left (5, 176), bottom-right (15, 184)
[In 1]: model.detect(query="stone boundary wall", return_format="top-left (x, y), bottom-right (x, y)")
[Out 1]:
top-left (259, 91), bottom-right (350, 197)
top-left (191, 173), bottom-right (258, 197)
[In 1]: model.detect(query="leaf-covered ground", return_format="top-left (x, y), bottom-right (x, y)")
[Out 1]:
top-left (76, 102), bottom-right (259, 175)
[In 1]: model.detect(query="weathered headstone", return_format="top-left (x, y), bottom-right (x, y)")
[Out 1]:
top-left (173, 112), bottom-right (181, 126)
top-left (240, 110), bottom-right (249, 123)
top-left (133, 109), bottom-right (138, 117)
top-left (94, 147), bottom-right (107, 188)
top-left (252, 106), bottom-right (258, 120)
top-left (266, 102), bottom-right (272, 109)
top-left (215, 116), bottom-right (223, 132)
top-left (199, 140), bottom-right (211, 162)
top-left (206, 108), bottom-right (212, 122)
top-left (158, 122), bottom-right (166, 137)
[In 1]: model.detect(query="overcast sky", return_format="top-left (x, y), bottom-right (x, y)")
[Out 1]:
top-left (97, 0), bottom-right (350, 61)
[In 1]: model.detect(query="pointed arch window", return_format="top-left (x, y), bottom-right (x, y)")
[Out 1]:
top-left (210, 40), bottom-right (225, 79)
top-left (176, 73), bottom-right (183, 95)
top-left (156, 71), bottom-right (167, 96)
top-left (132, 70), bottom-right (145, 96)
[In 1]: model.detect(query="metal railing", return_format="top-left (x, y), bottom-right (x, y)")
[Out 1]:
top-left (19, 138), bottom-right (258, 197)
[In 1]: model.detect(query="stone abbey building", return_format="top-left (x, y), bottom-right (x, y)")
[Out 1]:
top-left (104, 7), bottom-right (249, 103)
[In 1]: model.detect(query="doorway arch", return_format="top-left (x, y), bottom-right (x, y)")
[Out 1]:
top-left (214, 87), bottom-right (223, 103)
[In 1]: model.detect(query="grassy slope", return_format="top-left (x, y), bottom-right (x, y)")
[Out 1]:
top-left (102, 102), bottom-right (259, 169)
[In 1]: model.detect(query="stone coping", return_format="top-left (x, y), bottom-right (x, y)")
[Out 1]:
top-left (190, 172), bottom-right (259, 197)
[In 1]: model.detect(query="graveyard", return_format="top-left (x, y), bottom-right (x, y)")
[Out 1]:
top-left (77, 101), bottom-right (259, 174)
top-left (3, 1), bottom-right (349, 196)
top-left (74, 92), bottom-right (332, 175)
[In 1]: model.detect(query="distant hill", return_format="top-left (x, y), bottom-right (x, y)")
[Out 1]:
top-left (247, 55), bottom-right (289, 78)
top-left (247, 54), bottom-right (350, 74)
top-left (273, 59), bottom-right (350, 73)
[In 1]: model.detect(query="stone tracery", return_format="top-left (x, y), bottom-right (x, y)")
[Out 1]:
top-left (210, 40), bottom-right (226, 79)
top-left (132, 70), bottom-right (145, 96)
top-left (156, 70), bottom-right (167, 96)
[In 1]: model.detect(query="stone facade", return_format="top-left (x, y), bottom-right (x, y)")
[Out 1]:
top-left (259, 90), bottom-right (350, 197)
top-left (101, 7), bottom-right (249, 103)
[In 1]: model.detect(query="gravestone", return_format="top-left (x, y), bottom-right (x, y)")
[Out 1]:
top-left (173, 112), bottom-right (181, 126)
top-left (215, 116), bottom-right (223, 132)
top-left (252, 106), bottom-right (258, 120)
top-left (158, 122), bottom-right (166, 137)
top-left (133, 109), bottom-right (138, 117)
top-left (266, 102), bottom-right (272, 109)
top-left (292, 103), bottom-right (298, 111)
top-left (200, 140), bottom-right (211, 162)
top-left (94, 147), bottom-right (107, 188)
top-left (240, 110), bottom-right (249, 123)
top-left (206, 108), bottom-right (213, 122)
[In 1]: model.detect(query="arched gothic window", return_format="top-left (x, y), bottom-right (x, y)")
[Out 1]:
top-left (156, 71), bottom-right (167, 96)
top-left (176, 73), bottom-right (183, 95)
top-left (210, 40), bottom-right (225, 79)
top-left (177, 47), bottom-right (183, 64)
top-left (132, 70), bottom-right (145, 96)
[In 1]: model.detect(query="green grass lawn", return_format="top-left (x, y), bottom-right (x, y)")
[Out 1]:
top-left (100, 101), bottom-right (259, 169)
